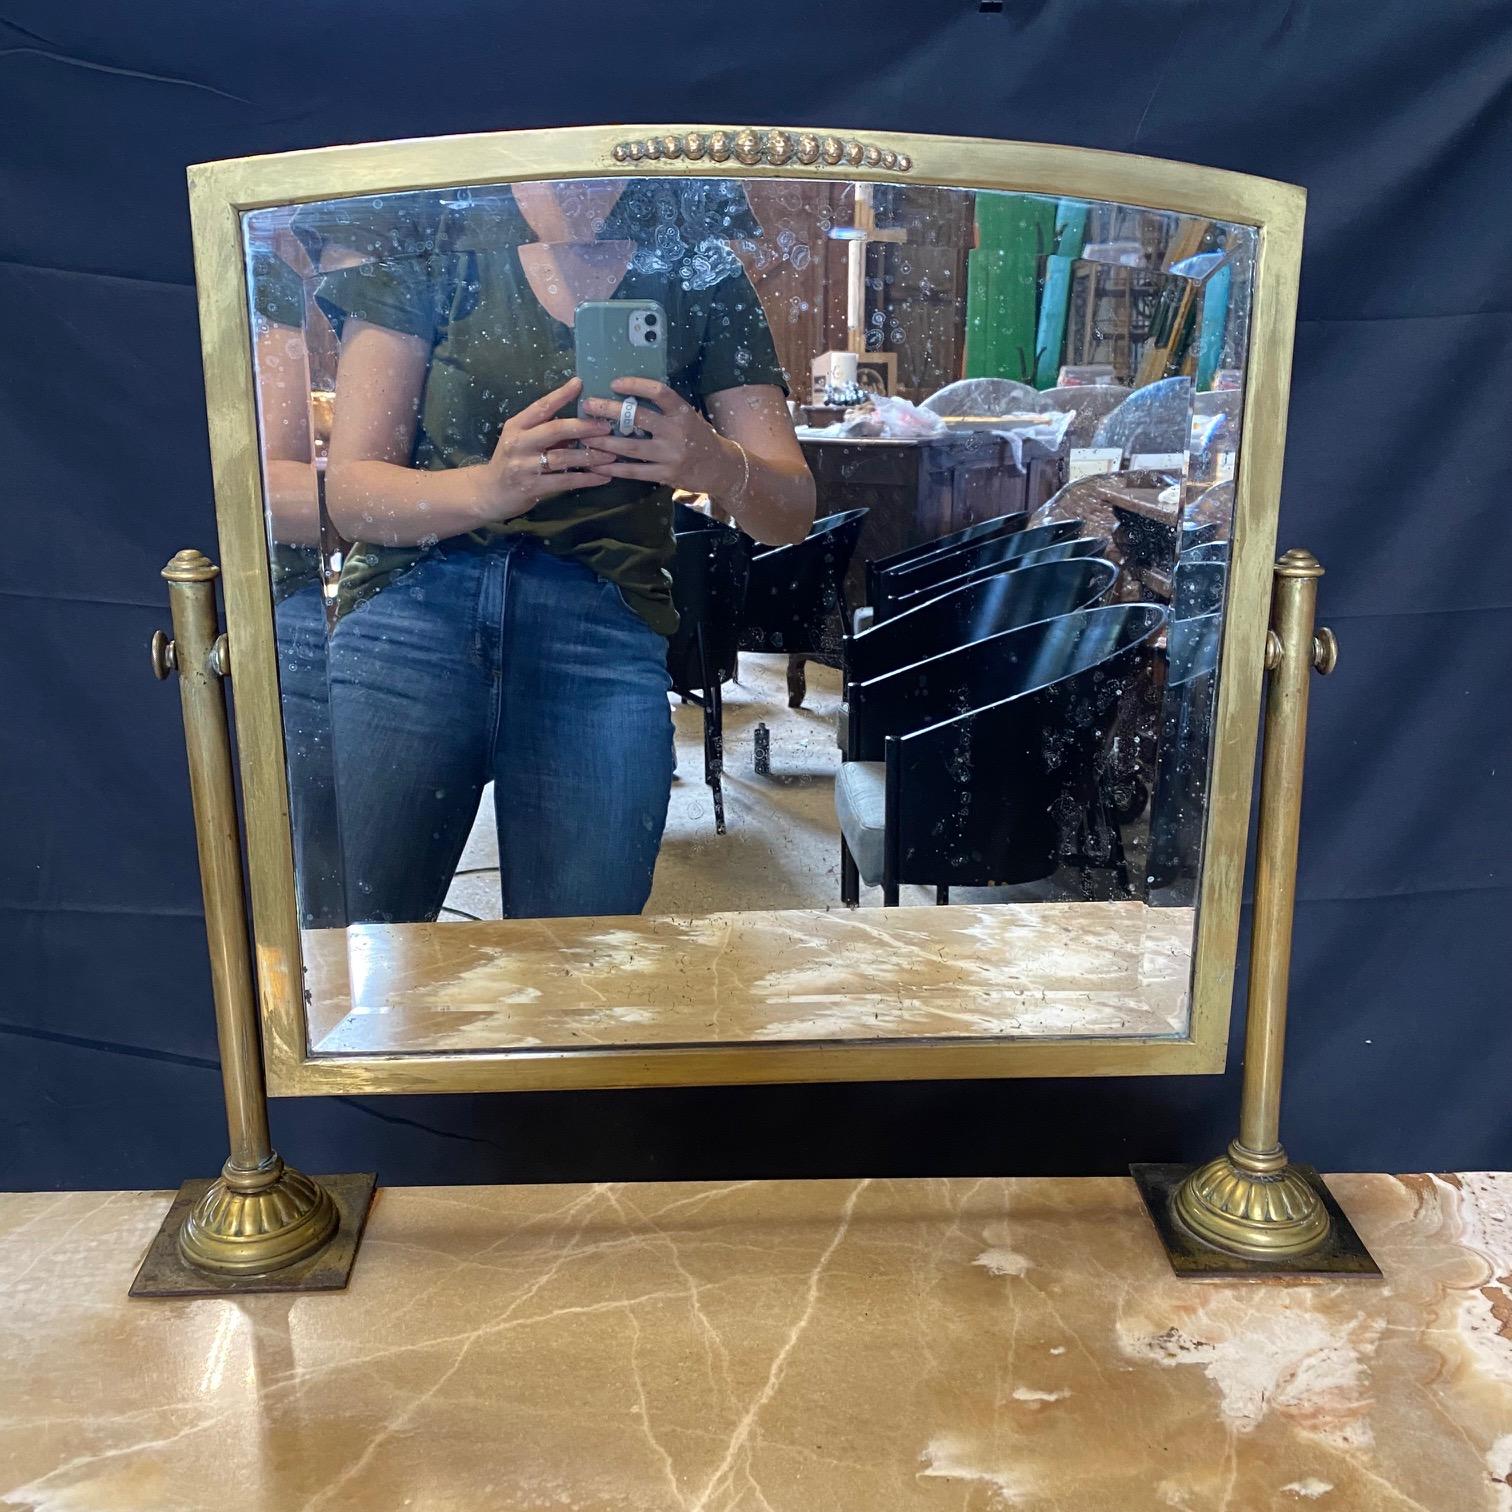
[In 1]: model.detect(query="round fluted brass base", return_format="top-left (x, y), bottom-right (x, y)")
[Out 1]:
top-left (178, 1158), bottom-right (340, 1276)
top-left (1172, 1142), bottom-right (1331, 1260)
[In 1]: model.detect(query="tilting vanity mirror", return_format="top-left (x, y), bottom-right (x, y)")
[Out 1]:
top-left (187, 125), bottom-right (1302, 1094)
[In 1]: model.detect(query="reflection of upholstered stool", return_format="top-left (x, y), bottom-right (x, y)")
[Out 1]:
top-left (852, 605), bottom-right (875, 636)
top-left (836, 701), bottom-right (850, 752)
top-left (835, 761), bottom-right (887, 899)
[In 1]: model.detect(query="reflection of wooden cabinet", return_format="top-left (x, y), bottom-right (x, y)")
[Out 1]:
top-left (800, 435), bottom-right (1066, 604)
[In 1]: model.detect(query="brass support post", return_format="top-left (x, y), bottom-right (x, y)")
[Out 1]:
top-left (1134, 549), bottom-right (1379, 1277)
top-left (136, 549), bottom-right (341, 1286)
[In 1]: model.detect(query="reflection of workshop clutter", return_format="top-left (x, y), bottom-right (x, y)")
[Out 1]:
top-left (1057, 365), bottom-right (1117, 386)
top-left (811, 348), bottom-right (859, 401)
top-left (809, 349), bottom-right (895, 403)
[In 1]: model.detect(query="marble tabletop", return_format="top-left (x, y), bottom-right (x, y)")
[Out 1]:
top-left (2, 1173), bottom-right (1508, 1511)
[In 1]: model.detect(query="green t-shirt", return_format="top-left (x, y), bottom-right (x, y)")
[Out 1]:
top-left (304, 190), bottom-right (787, 633)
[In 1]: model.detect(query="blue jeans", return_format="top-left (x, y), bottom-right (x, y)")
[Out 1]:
top-left (275, 584), bottom-right (346, 929)
top-left (327, 540), bottom-right (675, 923)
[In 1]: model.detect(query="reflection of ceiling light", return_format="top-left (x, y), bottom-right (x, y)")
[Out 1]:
top-left (827, 225), bottom-right (908, 243)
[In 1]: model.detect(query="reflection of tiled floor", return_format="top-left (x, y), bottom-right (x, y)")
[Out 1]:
top-left (444, 654), bottom-right (878, 921)
top-left (443, 651), bottom-right (1139, 921)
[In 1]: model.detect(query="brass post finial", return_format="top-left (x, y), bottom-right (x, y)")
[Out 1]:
top-left (1274, 547), bottom-right (1324, 579)
top-left (162, 549), bottom-right (220, 584)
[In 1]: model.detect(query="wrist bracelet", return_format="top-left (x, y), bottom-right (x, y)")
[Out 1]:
top-left (727, 439), bottom-right (751, 503)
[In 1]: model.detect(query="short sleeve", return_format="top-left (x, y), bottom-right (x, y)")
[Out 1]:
top-left (250, 250), bottom-right (305, 329)
top-left (293, 192), bottom-right (448, 344)
top-left (692, 269), bottom-right (789, 399)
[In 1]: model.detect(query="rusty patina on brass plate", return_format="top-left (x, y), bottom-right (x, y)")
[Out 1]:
top-left (1131, 1163), bottom-right (1382, 1280)
top-left (130, 1172), bottom-right (376, 1299)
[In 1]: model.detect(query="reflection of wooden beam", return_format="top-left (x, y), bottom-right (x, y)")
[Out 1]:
top-left (846, 183), bottom-right (875, 353)
top-left (1134, 218), bottom-right (1212, 386)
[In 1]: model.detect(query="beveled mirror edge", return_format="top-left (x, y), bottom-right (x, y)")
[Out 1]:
top-left (186, 123), bottom-right (1303, 1097)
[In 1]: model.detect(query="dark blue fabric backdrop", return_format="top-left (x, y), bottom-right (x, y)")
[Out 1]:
top-left (3, 0), bottom-right (1510, 1190)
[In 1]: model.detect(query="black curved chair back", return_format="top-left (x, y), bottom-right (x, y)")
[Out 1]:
top-left (666, 521), bottom-right (749, 694)
top-left (738, 508), bottom-right (867, 659)
top-left (873, 604), bottom-right (1166, 888)
top-left (846, 556), bottom-right (1118, 689)
top-left (1182, 540), bottom-right (1229, 565)
top-left (873, 518), bottom-right (1080, 620)
top-left (1172, 559), bottom-right (1227, 620)
top-left (1148, 612), bottom-right (1223, 905)
top-left (864, 510), bottom-right (1028, 607)
top-left (1179, 521), bottom-right (1221, 554)
top-left (884, 536), bottom-right (1108, 620)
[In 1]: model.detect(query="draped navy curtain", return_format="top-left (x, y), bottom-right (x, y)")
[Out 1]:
top-left (3, 0), bottom-right (1509, 1188)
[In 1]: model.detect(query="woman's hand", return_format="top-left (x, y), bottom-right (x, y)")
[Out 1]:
top-left (472, 377), bottom-right (618, 523)
top-left (583, 378), bottom-right (744, 498)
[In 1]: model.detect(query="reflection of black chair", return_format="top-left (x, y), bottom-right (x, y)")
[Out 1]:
top-left (1148, 611), bottom-right (1222, 906)
top-left (872, 519), bottom-right (1080, 621)
top-left (839, 555), bottom-right (1119, 752)
top-left (884, 536), bottom-right (1109, 619)
top-left (668, 516), bottom-right (750, 834)
top-left (837, 603), bottom-right (1166, 905)
top-left (846, 556), bottom-right (1120, 687)
top-left (864, 511), bottom-right (1029, 608)
top-left (1172, 559), bottom-right (1227, 619)
top-left (739, 509), bottom-right (867, 707)
top-left (1182, 540), bottom-right (1229, 565)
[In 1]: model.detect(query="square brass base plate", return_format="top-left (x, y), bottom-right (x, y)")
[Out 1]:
top-left (129, 1171), bottom-right (376, 1299)
top-left (1131, 1163), bottom-right (1382, 1280)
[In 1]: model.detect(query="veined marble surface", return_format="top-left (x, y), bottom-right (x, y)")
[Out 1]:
top-left (2, 1174), bottom-right (1509, 1511)
top-left (304, 901), bottom-right (1194, 1053)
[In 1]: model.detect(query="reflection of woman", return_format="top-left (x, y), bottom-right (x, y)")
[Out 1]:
top-left (251, 249), bottom-right (344, 927)
top-left (307, 181), bottom-right (815, 922)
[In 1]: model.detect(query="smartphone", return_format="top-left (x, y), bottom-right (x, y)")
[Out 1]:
top-left (575, 300), bottom-right (668, 435)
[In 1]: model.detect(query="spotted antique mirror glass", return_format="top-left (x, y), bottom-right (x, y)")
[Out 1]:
top-left (242, 167), bottom-right (1252, 1057)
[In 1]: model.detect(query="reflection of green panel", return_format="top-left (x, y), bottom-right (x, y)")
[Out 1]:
top-left (1034, 256), bottom-right (1073, 389)
top-left (1033, 200), bottom-right (1088, 388)
top-left (1196, 264), bottom-right (1232, 390)
top-left (964, 193), bottom-right (1059, 382)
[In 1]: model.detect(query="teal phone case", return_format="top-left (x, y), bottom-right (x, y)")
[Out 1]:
top-left (575, 300), bottom-right (668, 429)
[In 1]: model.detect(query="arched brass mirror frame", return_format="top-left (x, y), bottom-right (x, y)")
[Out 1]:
top-left (186, 124), bottom-right (1304, 1096)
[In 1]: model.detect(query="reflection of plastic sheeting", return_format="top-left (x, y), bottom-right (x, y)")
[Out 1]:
top-left (1093, 376), bottom-right (1194, 454)
top-left (833, 387), bottom-right (1076, 466)
top-left (989, 410), bottom-right (1073, 468)
top-left (1189, 411), bottom-right (1225, 452)
top-left (920, 376), bottom-right (1041, 415)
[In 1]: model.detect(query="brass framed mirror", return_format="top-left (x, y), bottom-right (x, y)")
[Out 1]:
top-left (187, 124), bottom-right (1303, 1096)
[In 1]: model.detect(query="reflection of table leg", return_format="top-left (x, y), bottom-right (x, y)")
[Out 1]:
top-left (786, 654), bottom-right (808, 708)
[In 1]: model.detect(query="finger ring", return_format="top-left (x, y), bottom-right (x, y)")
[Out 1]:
top-left (617, 397), bottom-right (639, 436)
top-left (537, 451), bottom-right (551, 474)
